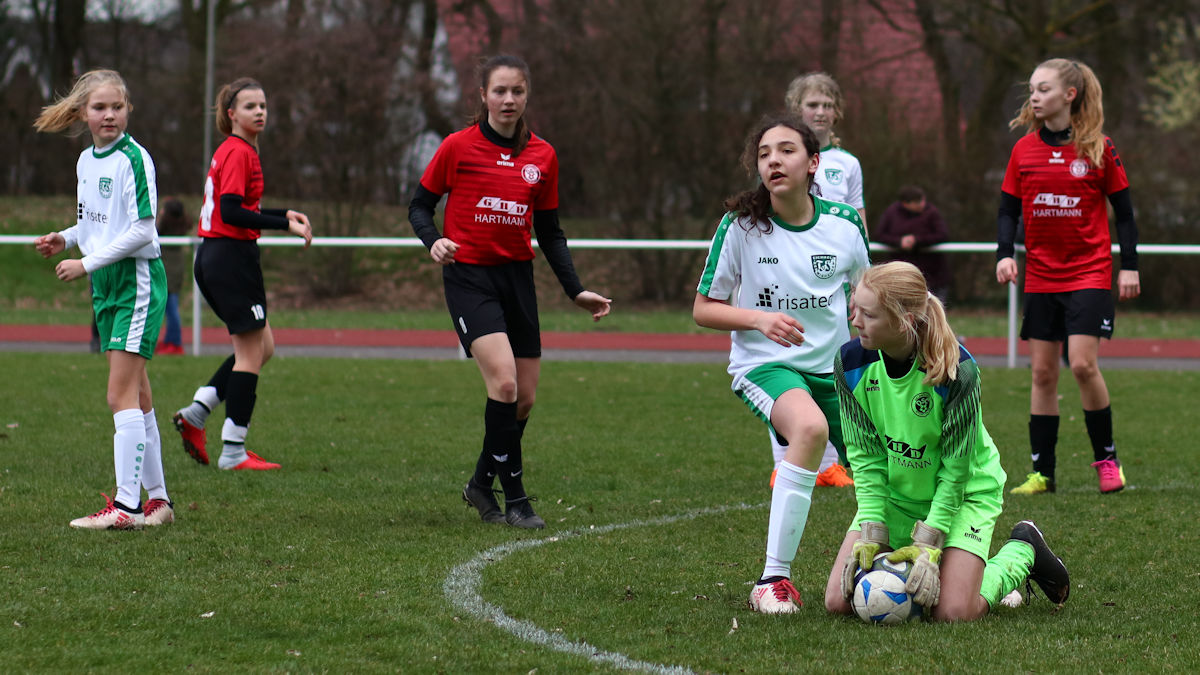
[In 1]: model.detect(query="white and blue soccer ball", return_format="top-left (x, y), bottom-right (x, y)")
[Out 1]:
top-left (852, 553), bottom-right (925, 625)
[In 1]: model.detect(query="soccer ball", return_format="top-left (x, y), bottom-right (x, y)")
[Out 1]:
top-left (852, 553), bottom-right (924, 625)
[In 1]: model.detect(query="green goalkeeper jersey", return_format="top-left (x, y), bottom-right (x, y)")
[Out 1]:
top-left (834, 338), bottom-right (1006, 535)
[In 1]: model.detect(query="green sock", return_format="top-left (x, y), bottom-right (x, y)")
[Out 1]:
top-left (980, 540), bottom-right (1035, 609)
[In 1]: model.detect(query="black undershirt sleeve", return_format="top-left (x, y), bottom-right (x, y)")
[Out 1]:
top-left (996, 191), bottom-right (1022, 261)
top-left (1108, 188), bottom-right (1138, 271)
top-left (408, 184), bottom-right (443, 250)
top-left (532, 208), bottom-right (584, 299)
top-left (219, 194), bottom-right (289, 230)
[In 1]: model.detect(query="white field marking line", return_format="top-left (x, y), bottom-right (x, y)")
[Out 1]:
top-left (443, 502), bottom-right (764, 675)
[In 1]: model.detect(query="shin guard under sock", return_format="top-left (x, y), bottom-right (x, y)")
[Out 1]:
top-left (1083, 407), bottom-right (1116, 462)
top-left (762, 460), bottom-right (817, 580)
top-left (1029, 414), bottom-right (1059, 479)
top-left (483, 398), bottom-right (524, 501)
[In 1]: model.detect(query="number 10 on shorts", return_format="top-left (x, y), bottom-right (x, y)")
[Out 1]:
top-left (250, 304), bottom-right (265, 320)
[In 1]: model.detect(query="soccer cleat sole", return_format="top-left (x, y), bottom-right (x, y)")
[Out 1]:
top-left (173, 412), bottom-right (209, 465)
top-left (1010, 520), bottom-right (1070, 606)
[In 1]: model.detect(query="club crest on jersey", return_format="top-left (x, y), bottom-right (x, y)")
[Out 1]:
top-left (521, 164), bottom-right (541, 184)
top-left (1069, 159), bottom-right (1089, 177)
top-left (98, 177), bottom-right (113, 198)
top-left (824, 168), bottom-right (843, 185)
top-left (811, 254), bottom-right (837, 279)
top-left (911, 392), bottom-right (933, 417)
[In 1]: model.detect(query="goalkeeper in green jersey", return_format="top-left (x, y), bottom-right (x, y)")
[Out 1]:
top-left (823, 262), bottom-right (1070, 621)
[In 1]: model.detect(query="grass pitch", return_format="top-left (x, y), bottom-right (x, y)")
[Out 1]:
top-left (1, 354), bottom-right (1197, 673)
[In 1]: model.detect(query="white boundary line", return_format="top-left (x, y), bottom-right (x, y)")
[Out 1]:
top-left (443, 502), bottom-right (764, 674)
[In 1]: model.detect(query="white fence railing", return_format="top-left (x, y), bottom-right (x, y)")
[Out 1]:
top-left (3, 234), bottom-right (1199, 367)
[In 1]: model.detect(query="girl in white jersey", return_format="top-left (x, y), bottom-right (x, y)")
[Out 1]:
top-left (785, 71), bottom-right (867, 487)
top-left (695, 114), bottom-right (869, 614)
top-left (33, 70), bottom-right (173, 530)
top-left (785, 72), bottom-right (866, 225)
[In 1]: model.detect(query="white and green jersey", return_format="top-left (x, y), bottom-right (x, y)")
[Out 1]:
top-left (814, 145), bottom-right (864, 210)
top-left (61, 133), bottom-right (159, 274)
top-left (697, 197), bottom-right (870, 381)
top-left (834, 340), bottom-right (1007, 536)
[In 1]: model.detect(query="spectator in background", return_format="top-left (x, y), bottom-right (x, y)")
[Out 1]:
top-left (156, 197), bottom-right (188, 355)
top-left (875, 185), bottom-right (951, 301)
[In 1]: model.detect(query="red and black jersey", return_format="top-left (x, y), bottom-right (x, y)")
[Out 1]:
top-left (198, 136), bottom-right (264, 241)
top-left (419, 124), bottom-right (559, 266)
top-left (1001, 133), bottom-right (1129, 292)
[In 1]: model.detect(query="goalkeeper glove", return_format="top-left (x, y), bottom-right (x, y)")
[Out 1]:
top-left (840, 521), bottom-right (889, 600)
top-left (886, 520), bottom-right (945, 607)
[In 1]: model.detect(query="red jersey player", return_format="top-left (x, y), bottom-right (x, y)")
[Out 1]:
top-left (995, 58), bottom-right (1139, 496)
top-left (408, 55), bottom-right (611, 529)
top-left (173, 77), bottom-right (313, 472)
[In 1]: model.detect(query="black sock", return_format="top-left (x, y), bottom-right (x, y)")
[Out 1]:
top-left (471, 449), bottom-right (495, 489)
top-left (1084, 407), bottom-right (1116, 462)
top-left (1029, 414), bottom-right (1059, 479)
top-left (225, 371), bottom-right (259, 428)
top-left (207, 355), bottom-right (237, 400)
top-left (482, 398), bottom-right (525, 501)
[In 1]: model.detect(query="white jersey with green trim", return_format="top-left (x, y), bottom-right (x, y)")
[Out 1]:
top-left (814, 145), bottom-right (864, 210)
top-left (697, 196), bottom-right (870, 381)
top-left (68, 133), bottom-right (160, 273)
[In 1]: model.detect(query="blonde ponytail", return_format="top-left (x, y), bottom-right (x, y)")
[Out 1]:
top-left (916, 292), bottom-right (960, 385)
top-left (858, 262), bottom-right (960, 385)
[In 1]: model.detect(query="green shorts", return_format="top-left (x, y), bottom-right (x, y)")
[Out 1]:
top-left (733, 363), bottom-right (843, 453)
top-left (850, 486), bottom-right (1003, 561)
top-left (92, 257), bottom-right (166, 359)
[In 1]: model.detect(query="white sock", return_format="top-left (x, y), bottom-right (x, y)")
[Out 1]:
top-left (181, 386), bottom-right (220, 427)
top-left (141, 409), bottom-right (169, 502)
top-left (762, 460), bottom-right (817, 580)
top-left (113, 408), bottom-right (146, 509)
top-left (816, 441), bottom-right (840, 472)
top-left (769, 429), bottom-right (787, 468)
top-left (217, 418), bottom-right (248, 469)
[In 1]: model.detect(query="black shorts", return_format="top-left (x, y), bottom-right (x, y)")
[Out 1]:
top-left (194, 238), bottom-right (268, 335)
top-left (1021, 289), bottom-right (1114, 341)
top-left (443, 260), bottom-right (540, 358)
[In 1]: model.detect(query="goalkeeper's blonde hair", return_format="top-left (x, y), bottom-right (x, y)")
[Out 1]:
top-left (858, 262), bottom-right (959, 386)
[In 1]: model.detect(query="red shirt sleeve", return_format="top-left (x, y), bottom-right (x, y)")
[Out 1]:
top-left (533, 147), bottom-right (559, 211)
top-left (419, 134), bottom-right (457, 196)
top-left (1102, 137), bottom-right (1130, 195)
top-left (1000, 138), bottom-right (1023, 198)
